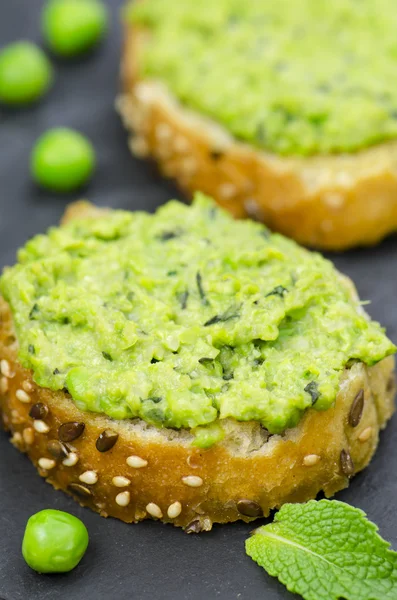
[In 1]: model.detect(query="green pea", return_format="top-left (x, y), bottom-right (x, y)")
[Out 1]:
top-left (0, 42), bottom-right (53, 106)
top-left (22, 509), bottom-right (89, 573)
top-left (42, 0), bottom-right (108, 57)
top-left (31, 128), bottom-right (95, 192)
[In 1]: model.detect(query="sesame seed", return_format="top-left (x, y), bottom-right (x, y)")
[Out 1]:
top-left (126, 455), bottom-right (148, 469)
top-left (112, 476), bottom-right (131, 488)
top-left (236, 499), bottom-right (263, 518)
top-left (62, 452), bottom-right (79, 467)
top-left (11, 432), bottom-right (22, 445)
top-left (0, 359), bottom-right (11, 378)
top-left (303, 454), bottom-right (321, 466)
top-left (348, 389), bottom-right (364, 428)
top-left (58, 421), bottom-right (85, 442)
top-left (156, 123), bottom-right (172, 140)
top-left (11, 409), bottom-right (23, 425)
top-left (96, 429), bottom-right (118, 452)
top-left (116, 491), bottom-right (130, 507)
top-left (340, 448), bottom-right (355, 476)
top-left (68, 483), bottom-right (92, 498)
top-left (33, 420), bottom-right (49, 434)
top-left (22, 381), bottom-right (34, 393)
top-left (323, 192), bottom-right (345, 209)
top-left (16, 389), bottom-right (31, 404)
top-left (219, 183), bottom-right (237, 200)
top-left (29, 403), bottom-right (48, 420)
top-left (79, 470), bottom-right (98, 485)
top-left (38, 458), bottom-right (56, 470)
top-left (129, 136), bottom-right (149, 158)
top-left (182, 475), bottom-right (203, 488)
top-left (0, 376), bottom-right (8, 394)
top-left (167, 501), bottom-right (182, 519)
top-left (135, 83), bottom-right (154, 103)
top-left (146, 503), bottom-right (163, 519)
top-left (47, 440), bottom-right (69, 459)
top-left (358, 427), bottom-right (373, 442)
top-left (23, 427), bottom-right (34, 445)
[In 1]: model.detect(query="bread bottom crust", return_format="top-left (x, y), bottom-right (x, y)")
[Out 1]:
top-left (119, 27), bottom-right (397, 251)
top-left (0, 294), bottom-right (395, 530)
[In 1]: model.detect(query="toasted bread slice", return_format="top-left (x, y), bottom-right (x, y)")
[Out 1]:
top-left (0, 203), bottom-right (395, 531)
top-left (118, 26), bottom-right (397, 251)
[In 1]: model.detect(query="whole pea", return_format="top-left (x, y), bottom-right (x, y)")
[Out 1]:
top-left (22, 509), bottom-right (89, 573)
top-left (0, 42), bottom-right (53, 106)
top-left (42, 0), bottom-right (108, 57)
top-left (31, 128), bottom-right (95, 192)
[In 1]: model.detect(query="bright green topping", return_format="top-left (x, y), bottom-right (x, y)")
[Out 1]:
top-left (31, 128), bottom-right (95, 192)
top-left (246, 500), bottom-right (397, 600)
top-left (42, 0), bottom-right (108, 57)
top-left (22, 509), bottom-right (89, 574)
top-left (0, 42), bottom-right (53, 106)
top-left (192, 423), bottom-right (225, 449)
top-left (129, 0), bottom-right (397, 155)
top-left (1, 195), bottom-right (394, 437)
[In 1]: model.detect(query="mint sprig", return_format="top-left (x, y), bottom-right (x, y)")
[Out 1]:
top-left (246, 500), bottom-right (397, 600)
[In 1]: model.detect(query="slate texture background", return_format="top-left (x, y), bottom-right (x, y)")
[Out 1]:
top-left (0, 1), bottom-right (396, 599)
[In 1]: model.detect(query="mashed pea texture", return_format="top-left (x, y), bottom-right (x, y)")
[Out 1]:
top-left (130, 0), bottom-right (397, 155)
top-left (1, 195), bottom-right (394, 436)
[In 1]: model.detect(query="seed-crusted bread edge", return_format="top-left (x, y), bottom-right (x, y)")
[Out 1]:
top-left (0, 202), bottom-right (395, 531)
top-left (118, 25), bottom-right (397, 251)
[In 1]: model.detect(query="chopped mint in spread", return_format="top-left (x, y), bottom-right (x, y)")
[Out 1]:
top-left (0, 194), bottom-right (394, 438)
top-left (129, 0), bottom-right (397, 155)
top-left (246, 500), bottom-right (397, 600)
top-left (304, 381), bottom-right (320, 405)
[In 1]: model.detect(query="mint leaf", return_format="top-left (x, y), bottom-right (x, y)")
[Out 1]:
top-left (246, 500), bottom-right (397, 600)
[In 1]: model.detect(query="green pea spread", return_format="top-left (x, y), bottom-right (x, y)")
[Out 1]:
top-left (129, 0), bottom-right (397, 155)
top-left (1, 196), bottom-right (394, 443)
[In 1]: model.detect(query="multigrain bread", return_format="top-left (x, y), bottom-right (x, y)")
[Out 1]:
top-left (0, 202), bottom-right (395, 531)
top-left (118, 24), bottom-right (397, 251)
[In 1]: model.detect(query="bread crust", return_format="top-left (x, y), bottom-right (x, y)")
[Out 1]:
top-left (119, 26), bottom-right (397, 250)
top-left (0, 206), bottom-right (395, 531)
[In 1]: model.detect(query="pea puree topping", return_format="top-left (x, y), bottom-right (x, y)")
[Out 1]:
top-left (1, 195), bottom-right (394, 437)
top-left (129, 0), bottom-right (397, 155)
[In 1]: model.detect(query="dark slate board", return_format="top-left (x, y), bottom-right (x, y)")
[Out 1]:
top-left (0, 2), bottom-right (396, 599)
